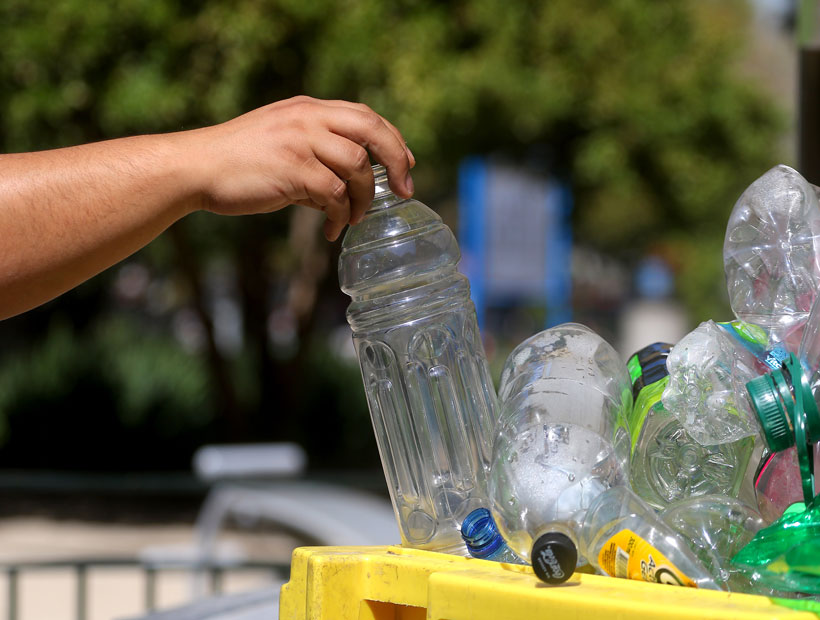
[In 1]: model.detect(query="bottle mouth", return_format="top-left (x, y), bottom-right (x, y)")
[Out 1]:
top-left (460, 508), bottom-right (503, 558)
top-left (461, 509), bottom-right (494, 546)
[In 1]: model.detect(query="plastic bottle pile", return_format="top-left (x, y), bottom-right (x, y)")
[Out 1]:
top-left (341, 163), bottom-right (820, 598)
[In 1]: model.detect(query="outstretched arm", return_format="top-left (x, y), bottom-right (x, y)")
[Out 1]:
top-left (0, 96), bottom-right (415, 320)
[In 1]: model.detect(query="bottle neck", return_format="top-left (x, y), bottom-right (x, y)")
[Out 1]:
top-left (534, 521), bottom-right (580, 549)
top-left (369, 191), bottom-right (404, 212)
top-left (367, 163), bottom-right (404, 211)
top-left (369, 174), bottom-right (404, 211)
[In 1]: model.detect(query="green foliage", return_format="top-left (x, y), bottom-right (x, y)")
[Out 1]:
top-left (0, 0), bottom-right (783, 310)
top-left (307, 0), bottom-right (783, 320)
top-left (0, 318), bottom-right (214, 469)
top-left (94, 317), bottom-right (215, 433)
top-left (0, 0), bottom-right (785, 467)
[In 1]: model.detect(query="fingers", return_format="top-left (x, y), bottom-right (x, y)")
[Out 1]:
top-left (310, 134), bottom-right (375, 225)
top-left (319, 102), bottom-right (415, 199)
top-left (291, 197), bottom-right (350, 242)
top-left (380, 116), bottom-right (416, 168)
top-left (218, 97), bottom-right (416, 241)
top-left (297, 159), bottom-right (353, 242)
top-left (325, 100), bottom-right (415, 167)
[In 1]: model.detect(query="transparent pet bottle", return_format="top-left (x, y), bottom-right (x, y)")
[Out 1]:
top-left (488, 324), bottom-right (633, 570)
top-left (661, 320), bottom-right (769, 446)
top-left (627, 342), bottom-right (754, 510)
top-left (577, 486), bottom-right (720, 589)
top-left (339, 165), bottom-right (498, 555)
top-left (660, 494), bottom-right (765, 592)
top-left (723, 164), bottom-right (820, 352)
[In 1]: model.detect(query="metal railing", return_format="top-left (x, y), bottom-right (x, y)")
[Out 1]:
top-left (0, 557), bottom-right (289, 620)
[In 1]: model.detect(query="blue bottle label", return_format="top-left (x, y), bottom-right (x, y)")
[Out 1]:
top-left (717, 320), bottom-right (788, 370)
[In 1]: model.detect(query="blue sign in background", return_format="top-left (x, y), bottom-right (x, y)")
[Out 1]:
top-left (458, 157), bottom-right (573, 330)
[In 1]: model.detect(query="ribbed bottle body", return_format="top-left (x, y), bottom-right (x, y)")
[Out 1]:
top-left (340, 171), bottom-right (497, 554)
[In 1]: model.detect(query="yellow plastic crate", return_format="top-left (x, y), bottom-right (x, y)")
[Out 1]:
top-left (280, 545), bottom-right (820, 620)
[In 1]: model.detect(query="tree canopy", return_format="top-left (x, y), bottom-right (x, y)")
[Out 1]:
top-left (0, 0), bottom-right (784, 469)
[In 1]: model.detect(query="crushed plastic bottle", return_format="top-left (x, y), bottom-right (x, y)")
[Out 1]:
top-left (660, 494), bottom-right (765, 592)
top-left (339, 164), bottom-right (498, 554)
top-left (530, 486), bottom-right (720, 588)
top-left (488, 324), bottom-right (632, 570)
top-left (460, 508), bottom-right (526, 564)
top-left (662, 320), bottom-right (774, 446)
top-left (724, 165), bottom-right (820, 353)
top-left (628, 343), bottom-right (754, 510)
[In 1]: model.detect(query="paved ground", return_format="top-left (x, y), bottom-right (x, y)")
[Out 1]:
top-left (0, 517), bottom-right (298, 620)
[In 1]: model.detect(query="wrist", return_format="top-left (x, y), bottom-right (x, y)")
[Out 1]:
top-left (152, 128), bottom-right (214, 217)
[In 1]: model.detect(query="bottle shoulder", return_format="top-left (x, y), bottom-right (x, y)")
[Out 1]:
top-left (339, 225), bottom-right (463, 300)
top-left (340, 198), bottom-right (444, 255)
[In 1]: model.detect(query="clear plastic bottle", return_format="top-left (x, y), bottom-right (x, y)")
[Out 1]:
top-left (627, 342), bottom-right (754, 510)
top-left (659, 495), bottom-right (765, 592)
top-left (460, 508), bottom-right (526, 564)
top-left (662, 320), bottom-right (771, 446)
top-left (531, 486), bottom-right (720, 588)
top-left (488, 324), bottom-right (632, 570)
top-left (724, 164), bottom-right (820, 353)
top-left (339, 165), bottom-right (498, 554)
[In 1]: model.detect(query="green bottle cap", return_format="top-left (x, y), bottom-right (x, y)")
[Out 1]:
top-left (746, 353), bottom-right (820, 453)
top-left (746, 372), bottom-right (793, 452)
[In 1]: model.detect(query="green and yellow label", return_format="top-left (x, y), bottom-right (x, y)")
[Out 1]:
top-left (627, 376), bottom-right (668, 453)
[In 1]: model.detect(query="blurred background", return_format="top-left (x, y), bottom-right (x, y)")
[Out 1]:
top-left (0, 0), bottom-right (816, 617)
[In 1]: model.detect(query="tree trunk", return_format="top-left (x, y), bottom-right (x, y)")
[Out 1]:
top-left (168, 223), bottom-right (244, 439)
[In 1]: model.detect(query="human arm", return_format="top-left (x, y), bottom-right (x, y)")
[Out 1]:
top-left (0, 96), bottom-right (415, 320)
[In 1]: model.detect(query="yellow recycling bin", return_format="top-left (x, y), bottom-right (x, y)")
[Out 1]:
top-left (279, 545), bottom-right (819, 620)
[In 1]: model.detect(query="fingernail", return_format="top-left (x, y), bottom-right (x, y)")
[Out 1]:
top-left (404, 172), bottom-right (414, 196)
top-left (406, 145), bottom-right (416, 167)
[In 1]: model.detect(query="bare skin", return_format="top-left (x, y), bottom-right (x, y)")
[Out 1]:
top-left (0, 96), bottom-right (415, 320)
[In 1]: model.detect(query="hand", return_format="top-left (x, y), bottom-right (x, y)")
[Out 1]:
top-left (187, 96), bottom-right (416, 241)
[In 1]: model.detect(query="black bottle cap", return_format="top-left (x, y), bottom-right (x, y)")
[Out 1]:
top-left (531, 532), bottom-right (577, 584)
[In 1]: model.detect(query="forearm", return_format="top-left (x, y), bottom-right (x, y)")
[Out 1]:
top-left (0, 97), bottom-right (415, 320)
top-left (0, 133), bottom-right (201, 319)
